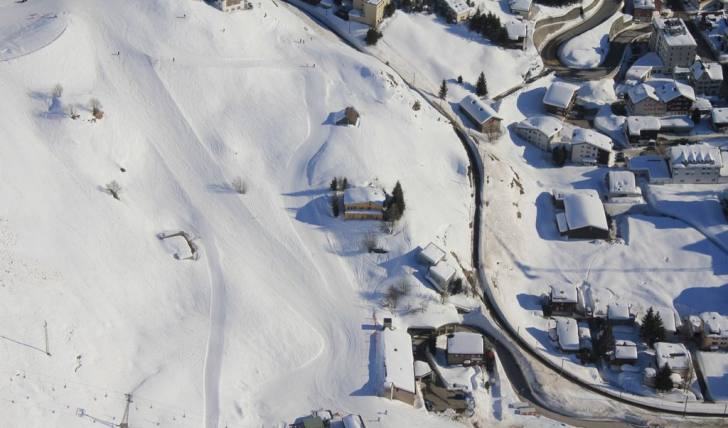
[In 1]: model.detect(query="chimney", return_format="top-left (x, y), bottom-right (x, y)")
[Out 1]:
top-left (383, 317), bottom-right (393, 330)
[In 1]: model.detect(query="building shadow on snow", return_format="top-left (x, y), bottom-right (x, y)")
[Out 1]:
top-left (516, 293), bottom-right (543, 311)
top-left (534, 191), bottom-right (560, 241)
top-left (351, 331), bottom-right (381, 397)
top-left (507, 125), bottom-right (558, 170)
top-left (673, 283), bottom-right (728, 317)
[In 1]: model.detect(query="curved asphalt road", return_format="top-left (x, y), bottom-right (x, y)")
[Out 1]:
top-left (540, 0), bottom-right (647, 79)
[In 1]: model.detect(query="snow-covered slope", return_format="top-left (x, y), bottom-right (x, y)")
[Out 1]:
top-left (0, 0), bottom-right (474, 426)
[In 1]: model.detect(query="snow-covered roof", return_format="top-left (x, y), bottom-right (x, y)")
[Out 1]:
top-left (343, 415), bottom-right (364, 428)
top-left (607, 171), bottom-right (641, 196)
top-left (628, 79), bottom-right (695, 104)
top-left (657, 307), bottom-right (679, 333)
top-left (696, 351), bottom-right (728, 401)
top-left (571, 128), bottom-right (612, 151)
top-left (550, 283), bottom-right (578, 303)
top-left (700, 312), bottom-right (728, 337)
top-left (420, 242), bottom-right (446, 265)
top-left (508, 0), bottom-right (532, 12)
top-left (659, 116), bottom-right (694, 131)
top-left (652, 79), bottom-right (695, 102)
top-left (653, 17), bottom-right (697, 48)
top-left (429, 262), bottom-right (456, 284)
top-left (443, 0), bottom-right (472, 15)
top-left (343, 186), bottom-right (385, 205)
top-left (447, 331), bottom-right (484, 355)
top-left (634, 0), bottom-right (655, 9)
top-left (669, 143), bottom-right (723, 169)
top-left (693, 97), bottom-right (712, 111)
top-left (555, 317), bottom-right (580, 351)
top-left (608, 302), bottom-right (632, 321)
top-left (691, 60), bottom-right (723, 81)
top-left (414, 360), bottom-right (432, 378)
top-left (505, 20), bottom-right (527, 40)
top-left (635, 52), bottom-right (664, 68)
top-left (654, 342), bottom-right (691, 372)
top-left (543, 81), bottom-right (579, 109)
top-left (459, 94), bottom-right (501, 125)
top-left (561, 190), bottom-right (608, 232)
top-left (627, 155), bottom-right (671, 180)
top-left (712, 107), bottom-right (728, 124)
top-left (614, 340), bottom-right (638, 361)
top-left (381, 327), bottom-right (415, 394)
top-left (515, 115), bottom-right (563, 138)
top-left (625, 115), bottom-right (661, 135)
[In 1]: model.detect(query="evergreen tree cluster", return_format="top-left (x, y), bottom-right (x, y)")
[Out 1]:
top-left (365, 28), bottom-right (383, 45)
top-left (385, 181), bottom-right (406, 222)
top-left (640, 307), bottom-right (666, 347)
top-left (468, 12), bottom-right (509, 46)
top-left (655, 364), bottom-right (674, 392)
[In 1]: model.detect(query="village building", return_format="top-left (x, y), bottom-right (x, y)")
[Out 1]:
top-left (350, 0), bottom-right (390, 27)
top-left (695, 351), bottom-right (728, 401)
top-left (668, 143), bottom-right (727, 184)
top-left (578, 323), bottom-right (592, 350)
top-left (548, 283), bottom-right (579, 316)
top-left (213, 0), bottom-right (249, 11)
top-left (690, 59), bottom-right (724, 96)
top-left (336, 106), bottom-right (360, 126)
top-left (441, 0), bottom-right (473, 22)
top-left (607, 302), bottom-right (636, 326)
top-left (514, 115), bottom-right (564, 151)
top-left (654, 342), bottom-right (693, 386)
top-left (459, 94), bottom-right (502, 135)
top-left (611, 340), bottom-right (639, 366)
top-left (692, 97), bottom-right (712, 117)
top-left (553, 189), bottom-right (610, 240)
top-left (625, 116), bottom-right (661, 144)
top-left (505, 20), bottom-right (528, 50)
top-left (508, 0), bottom-right (533, 18)
top-left (417, 242), bottom-right (446, 266)
top-left (627, 154), bottom-right (672, 184)
top-left (626, 79), bottom-right (695, 116)
top-left (426, 262), bottom-right (456, 292)
top-left (649, 17), bottom-right (697, 70)
top-left (570, 128), bottom-right (614, 166)
top-left (446, 332), bottom-right (485, 365)
top-left (605, 170), bottom-right (644, 204)
top-left (554, 317), bottom-right (580, 352)
top-left (633, 0), bottom-right (657, 22)
top-left (342, 414), bottom-right (366, 428)
top-left (624, 52), bottom-right (664, 85)
top-left (543, 81), bottom-right (579, 116)
top-left (698, 312), bottom-right (728, 350)
top-left (711, 107), bottom-right (728, 132)
top-left (379, 326), bottom-right (416, 405)
top-left (343, 186), bottom-right (385, 220)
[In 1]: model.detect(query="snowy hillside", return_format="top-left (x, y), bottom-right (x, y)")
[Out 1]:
top-left (0, 0), bottom-right (478, 426)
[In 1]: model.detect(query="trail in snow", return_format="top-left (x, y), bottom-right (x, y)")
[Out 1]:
top-left (200, 237), bottom-right (226, 428)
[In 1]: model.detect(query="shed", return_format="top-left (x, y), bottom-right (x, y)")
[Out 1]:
top-left (380, 327), bottom-right (416, 405)
top-left (554, 190), bottom-right (609, 240)
top-left (459, 94), bottom-right (502, 134)
top-left (446, 331), bottom-right (485, 365)
top-left (548, 283), bottom-right (579, 315)
top-left (543, 81), bottom-right (579, 115)
top-left (612, 340), bottom-right (638, 365)
top-left (607, 302), bottom-right (634, 325)
top-left (336, 106), bottom-right (360, 126)
top-left (418, 242), bottom-right (446, 266)
top-left (426, 262), bottom-right (456, 292)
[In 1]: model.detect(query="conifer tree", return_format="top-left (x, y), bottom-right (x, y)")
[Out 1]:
top-left (640, 307), bottom-right (666, 347)
top-left (439, 80), bottom-right (448, 100)
top-left (476, 72), bottom-right (488, 97)
top-left (655, 363), bottom-right (674, 392)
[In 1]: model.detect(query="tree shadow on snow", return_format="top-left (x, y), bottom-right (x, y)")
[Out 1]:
top-left (207, 183), bottom-right (237, 194)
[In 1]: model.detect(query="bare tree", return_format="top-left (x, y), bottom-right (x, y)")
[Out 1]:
top-left (382, 280), bottom-right (411, 310)
top-left (52, 84), bottom-right (63, 99)
top-left (361, 232), bottom-right (380, 252)
top-left (105, 180), bottom-right (122, 200)
top-left (231, 176), bottom-right (247, 194)
top-left (90, 98), bottom-right (104, 119)
top-left (68, 105), bottom-right (79, 120)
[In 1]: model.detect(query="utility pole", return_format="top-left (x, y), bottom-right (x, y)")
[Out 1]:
top-left (119, 394), bottom-right (133, 428)
top-left (43, 321), bottom-right (51, 356)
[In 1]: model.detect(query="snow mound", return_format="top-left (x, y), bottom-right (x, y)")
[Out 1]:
top-left (558, 13), bottom-right (621, 69)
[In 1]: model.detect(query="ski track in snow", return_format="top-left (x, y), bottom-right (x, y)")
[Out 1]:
top-left (201, 238), bottom-right (226, 428)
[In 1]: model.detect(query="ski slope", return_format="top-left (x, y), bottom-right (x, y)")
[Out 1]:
top-left (0, 0), bottom-right (480, 426)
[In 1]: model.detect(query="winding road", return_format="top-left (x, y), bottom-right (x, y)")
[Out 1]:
top-left (281, 0), bottom-right (728, 424)
top-left (539, 0), bottom-right (649, 79)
